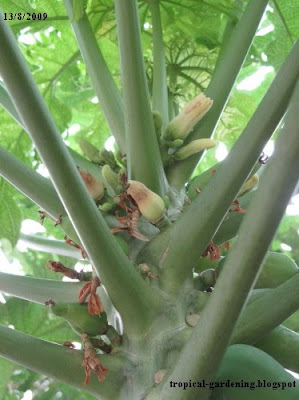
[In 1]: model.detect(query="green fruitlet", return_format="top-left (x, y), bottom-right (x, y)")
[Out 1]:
top-left (255, 325), bottom-right (299, 373)
top-left (255, 251), bottom-right (298, 289)
top-left (101, 164), bottom-right (123, 196)
top-left (50, 302), bottom-right (108, 337)
top-left (283, 310), bottom-right (299, 333)
top-left (217, 251), bottom-right (298, 289)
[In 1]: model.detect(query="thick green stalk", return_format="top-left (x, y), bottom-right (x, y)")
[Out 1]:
top-left (0, 14), bottom-right (163, 336)
top-left (67, 147), bottom-right (103, 176)
top-left (19, 233), bottom-right (82, 259)
top-left (0, 83), bottom-right (101, 177)
top-left (0, 324), bottom-right (126, 399)
top-left (168, 92), bottom-right (176, 120)
top-left (231, 274), bottom-right (299, 344)
top-left (166, 0), bottom-right (269, 188)
top-left (115, 0), bottom-right (167, 195)
top-left (212, 18), bottom-right (236, 76)
top-left (0, 146), bottom-right (88, 245)
top-left (150, 0), bottom-right (169, 128)
top-left (213, 190), bottom-right (255, 244)
top-left (0, 81), bottom-right (21, 123)
top-left (0, 272), bottom-right (84, 304)
top-left (153, 80), bottom-right (299, 400)
top-left (0, 146), bottom-right (117, 245)
top-left (0, 272), bottom-right (117, 323)
top-left (0, 146), bottom-right (64, 220)
top-left (142, 40), bottom-right (299, 294)
top-left (64, 0), bottom-right (126, 153)
top-left (255, 325), bottom-right (299, 373)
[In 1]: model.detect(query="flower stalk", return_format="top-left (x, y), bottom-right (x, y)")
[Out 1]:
top-left (115, 0), bottom-right (168, 195)
top-left (150, 0), bottom-right (169, 128)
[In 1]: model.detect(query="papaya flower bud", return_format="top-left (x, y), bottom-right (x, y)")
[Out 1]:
top-left (174, 138), bottom-right (216, 160)
top-left (127, 180), bottom-right (166, 223)
top-left (152, 111), bottom-right (163, 140)
top-left (78, 168), bottom-right (104, 201)
top-left (78, 138), bottom-right (102, 164)
top-left (99, 202), bottom-right (113, 213)
top-left (166, 93), bottom-right (213, 140)
top-left (238, 174), bottom-right (259, 197)
top-left (167, 139), bottom-right (184, 148)
top-left (101, 164), bottom-right (123, 196)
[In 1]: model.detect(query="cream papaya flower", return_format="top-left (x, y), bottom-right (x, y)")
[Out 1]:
top-left (238, 174), bottom-right (259, 197)
top-left (174, 138), bottom-right (216, 160)
top-left (166, 93), bottom-right (213, 140)
top-left (127, 180), bottom-right (166, 223)
top-left (78, 168), bottom-right (104, 201)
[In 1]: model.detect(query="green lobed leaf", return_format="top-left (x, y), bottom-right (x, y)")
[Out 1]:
top-left (0, 357), bottom-right (16, 400)
top-left (0, 297), bottom-right (78, 342)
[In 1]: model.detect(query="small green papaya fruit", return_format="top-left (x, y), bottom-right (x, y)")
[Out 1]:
top-left (211, 344), bottom-right (299, 400)
top-left (255, 325), bottom-right (299, 373)
top-left (255, 252), bottom-right (298, 289)
top-left (283, 310), bottom-right (299, 333)
top-left (216, 251), bottom-right (298, 289)
top-left (50, 302), bottom-right (108, 337)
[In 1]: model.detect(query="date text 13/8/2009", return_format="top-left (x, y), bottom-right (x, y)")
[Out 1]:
top-left (3, 13), bottom-right (48, 21)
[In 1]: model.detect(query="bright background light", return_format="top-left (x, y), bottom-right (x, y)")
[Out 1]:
top-left (237, 66), bottom-right (274, 91)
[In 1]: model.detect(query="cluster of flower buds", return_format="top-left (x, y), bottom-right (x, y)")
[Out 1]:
top-left (78, 138), bottom-right (118, 169)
